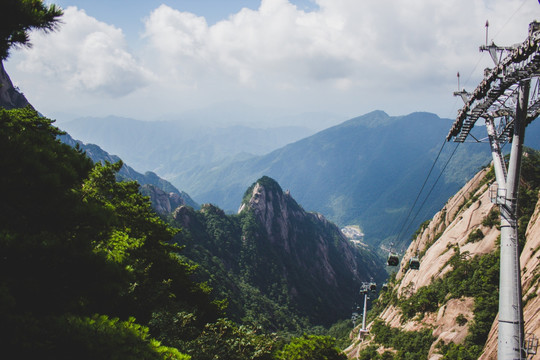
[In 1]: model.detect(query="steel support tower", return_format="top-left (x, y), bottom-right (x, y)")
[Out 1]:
top-left (358, 281), bottom-right (376, 337)
top-left (447, 21), bottom-right (540, 359)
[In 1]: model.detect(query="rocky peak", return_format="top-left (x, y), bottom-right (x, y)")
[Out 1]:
top-left (172, 175), bottom-right (386, 327)
top-left (238, 176), bottom-right (301, 247)
top-left (172, 205), bottom-right (199, 230)
top-left (0, 61), bottom-right (30, 109)
top-left (140, 184), bottom-right (189, 216)
top-left (237, 176), bottom-right (383, 288)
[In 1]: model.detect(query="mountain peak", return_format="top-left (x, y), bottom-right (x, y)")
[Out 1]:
top-left (239, 176), bottom-right (291, 212)
top-left (0, 61), bottom-right (30, 110)
top-left (238, 176), bottom-right (300, 246)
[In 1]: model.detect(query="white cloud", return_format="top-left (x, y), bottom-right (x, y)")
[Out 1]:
top-left (142, 1), bottom-right (361, 86)
top-left (141, 0), bottom-right (538, 113)
top-left (17, 7), bottom-right (152, 97)
top-left (6, 0), bottom-right (539, 122)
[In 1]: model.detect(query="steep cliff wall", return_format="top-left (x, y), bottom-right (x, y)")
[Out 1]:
top-left (238, 178), bottom-right (375, 287)
top-left (0, 61), bottom-right (30, 109)
top-left (346, 151), bottom-right (540, 359)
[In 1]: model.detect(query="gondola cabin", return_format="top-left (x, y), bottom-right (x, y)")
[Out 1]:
top-left (360, 288), bottom-right (367, 295)
top-left (409, 257), bottom-right (420, 270)
top-left (387, 252), bottom-right (399, 266)
top-left (369, 282), bottom-right (377, 292)
top-left (382, 283), bottom-right (388, 291)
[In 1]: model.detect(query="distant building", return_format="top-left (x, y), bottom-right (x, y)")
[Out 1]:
top-left (341, 225), bottom-right (365, 246)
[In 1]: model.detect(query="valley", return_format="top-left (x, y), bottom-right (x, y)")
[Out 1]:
top-left (2, 3), bottom-right (540, 359)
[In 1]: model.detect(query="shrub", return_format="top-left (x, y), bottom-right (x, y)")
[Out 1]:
top-left (466, 229), bottom-right (484, 243)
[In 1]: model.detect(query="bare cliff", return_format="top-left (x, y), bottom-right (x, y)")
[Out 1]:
top-left (0, 61), bottom-right (30, 110)
top-left (238, 177), bottom-right (377, 287)
top-left (346, 149), bottom-right (540, 359)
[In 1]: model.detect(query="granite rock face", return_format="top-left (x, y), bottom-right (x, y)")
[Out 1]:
top-left (0, 61), bottom-right (30, 110)
top-left (347, 160), bottom-right (540, 359)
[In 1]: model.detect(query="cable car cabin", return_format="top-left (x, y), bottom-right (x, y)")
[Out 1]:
top-left (369, 282), bottom-right (377, 292)
top-left (387, 252), bottom-right (399, 266)
top-left (409, 257), bottom-right (420, 270)
top-left (382, 283), bottom-right (388, 291)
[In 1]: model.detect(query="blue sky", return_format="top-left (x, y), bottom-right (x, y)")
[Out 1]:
top-left (5, 0), bottom-right (539, 128)
top-left (50, 1), bottom-right (319, 26)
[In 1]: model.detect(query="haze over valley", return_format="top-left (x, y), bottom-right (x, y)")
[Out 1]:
top-left (3, 1), bottom-right (540, 359)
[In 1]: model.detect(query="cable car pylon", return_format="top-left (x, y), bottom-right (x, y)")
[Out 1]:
top-left (447, 21), bottom-right (540, 360)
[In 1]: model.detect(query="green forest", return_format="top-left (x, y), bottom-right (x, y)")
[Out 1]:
top-left (3, 2), bottom-right (540, 359)
top-left (0, 4), bottom-right (361, 357)
top-left (0, 106), bottom-right (351, 359)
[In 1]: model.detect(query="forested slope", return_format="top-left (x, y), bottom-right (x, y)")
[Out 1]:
top-left (173, 176), bottom-right (385, 332)
top-left (0, 107), bottom-right (218, 359)
top-left (0, 106), bottom-right (355, 360)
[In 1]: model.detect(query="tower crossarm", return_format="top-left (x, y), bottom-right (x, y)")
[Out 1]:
top-left (447, 22), bottom-right (540, 142)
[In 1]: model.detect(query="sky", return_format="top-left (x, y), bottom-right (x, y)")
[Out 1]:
top-left (4, 0), bottom-right (540, 128)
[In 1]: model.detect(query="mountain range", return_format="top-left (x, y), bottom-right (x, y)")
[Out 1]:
top-left (1, 62), bottom-right (384, 332)
top-left (58, 115), bottom-right (316, 180)
top-left (55, 111), bottom-right (540, 251)
top-left (58, 133), bottom-right (199, 212)
top-left (185, 111), bottom-right (492, 247)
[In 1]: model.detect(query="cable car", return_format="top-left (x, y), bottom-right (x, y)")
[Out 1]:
top-left (387, 252), bottom-right (399, 266)
top-left (409, 256), bottom-right (420, 270)
top-left (369, 282), bottom-right (377, 292)
top-left (360, 288), bottom-right (367, 295)
top-left (382, 283), bottom-right (388, 291)
top-left (387, 242), bottom-right (399, 266)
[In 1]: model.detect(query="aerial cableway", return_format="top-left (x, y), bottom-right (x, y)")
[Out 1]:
top-left (446, 21), bottom-right (540, 360)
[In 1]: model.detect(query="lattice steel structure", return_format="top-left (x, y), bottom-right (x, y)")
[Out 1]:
top-left (447, 21), bottom-right (540, 360)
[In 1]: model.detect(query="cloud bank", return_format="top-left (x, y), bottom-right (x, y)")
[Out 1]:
top-left (6, 0), bottom-right (539, 123)
top-left (16, 7), bottom-right (152, 97)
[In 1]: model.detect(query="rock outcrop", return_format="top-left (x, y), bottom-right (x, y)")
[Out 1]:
top-left (139, 184), bottom-right (190, 215)
top-left (238, 177), bottom-right (374, 287)
top-left (175, 176), bottom-right (385, 327)
top-left (346, 151), bottom-right (540, 359)
top-left (0, 61), bottom-right (30, 109)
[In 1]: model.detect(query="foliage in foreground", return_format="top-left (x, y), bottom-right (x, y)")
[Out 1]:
top-left (0, 0), bottom-right (63, 59)
top-left (0, 107), bottom-right (350, 359)
top-left (356, 320), bottom-right (433, 360)
top-left (0, 107), bottom-right (216, 358)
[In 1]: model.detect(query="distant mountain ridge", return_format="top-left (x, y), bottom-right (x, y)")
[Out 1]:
top-left (59, 133), bottom-right (199, 212)
top-left (187, 111), bottom-right (498, 249)
top-left (58, 110), bottom-right (540, 251)
top-left (58, 115), bottom-right (316, 181)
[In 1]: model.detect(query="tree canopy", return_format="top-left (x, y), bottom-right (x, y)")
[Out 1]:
top-left (0, 107), bottom-right (220, 358)
top-left (0, 0), bottom-right (63, 59)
